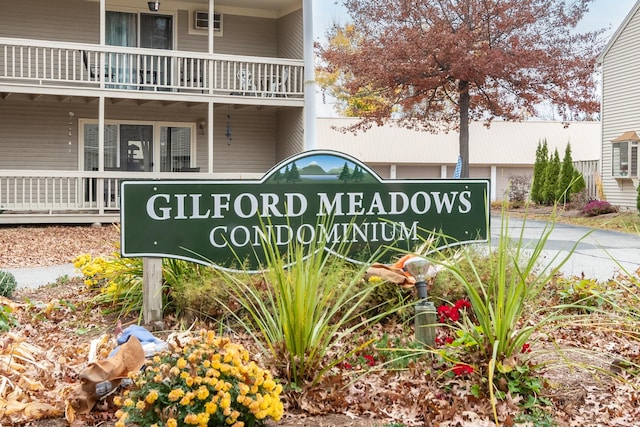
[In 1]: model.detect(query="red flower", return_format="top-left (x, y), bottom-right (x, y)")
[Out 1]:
top-left (437, 305), bottom-right (451, 322)
top-left (437, 305), bottom-right (460, 322)
top-left (521, 343), bottom-right (532, 353)
top-left (340, 361), bottom-right (352, 370)
top-left (454, 299), bottom-right (472, 311)
top-left (452, 363), bottom-right (474, 376)
top-left (363, 354), bottom-right (375, 367)
top-left (444, 336), bottom-right (454, 344)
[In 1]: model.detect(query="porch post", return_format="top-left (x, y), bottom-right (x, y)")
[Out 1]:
top-left (303, 0), bottom-right (316, 150)
top-left (208, 101), bottom-right (214, 173)
top-left (98, 96), bottom-right (105, 214)
top-left (490, 165), bottom-right (497, 202)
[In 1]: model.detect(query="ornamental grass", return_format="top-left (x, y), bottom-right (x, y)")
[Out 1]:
top-left (114, 329), bottom-right (283, 427)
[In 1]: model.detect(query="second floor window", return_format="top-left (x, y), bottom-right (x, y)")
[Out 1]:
top-left (612, 140), bottom-right (638, 178)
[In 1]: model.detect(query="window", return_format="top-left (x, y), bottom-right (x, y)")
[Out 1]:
top-left (160, 127), bottom-right (193, 172)
top-left (191, 11), bottom-right (223, 36)
top-left (612, 140), bottom-right (638, 178)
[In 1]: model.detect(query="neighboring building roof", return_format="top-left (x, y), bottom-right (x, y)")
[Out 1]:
top-left (316, 119), bottom-right (601, 166)
top-left (612, 130), bottom-right (640, 142)
top-left (596, 0), bottom-right (640, 64)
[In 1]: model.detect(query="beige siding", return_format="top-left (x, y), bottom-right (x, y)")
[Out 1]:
top-left (396, 165), bottom-right (441, 179)
top-left (600, 4), bottom-right (640, 210)
top-left (494, 167), bottom-right (533, 201)
top-left (317, 118), bottom-right (600, 165)
top-left (213, 15), bottom-right (277, 57)
top-left (368, 165), bottom-right (391, 179)
top-left (275, 109), bottom-right (304, 162)
top-left (0, 97), bottom-right (282, 174)
top-left (209, 108), bottom-right (277, 173)
top-left (0, 100), bottom-right (87, 170)
top-left (177, 10), bottom-right (207, 53)
top-left (178, 11), bottom-right (280, 57)
top-left (0, 0), bottom-right (98, 43)
top-left (278, 9), bottom-right (303, 59)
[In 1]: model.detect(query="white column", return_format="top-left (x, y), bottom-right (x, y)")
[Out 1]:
top-left (441, 165), bottom-right (447, 178)
top-left (390, 164), bottom-right (397, 179)
top-left (490, 165), bottom-right (497, 201)
top-left (303, 0), bottom-right (316, 151)
top-left (208, 101), bottom-right (214, 173)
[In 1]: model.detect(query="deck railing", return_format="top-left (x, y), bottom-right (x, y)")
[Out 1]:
top-left (0, 170), bottom-right (263, 220)
top-left (0, 38), bottom-right (304, 98)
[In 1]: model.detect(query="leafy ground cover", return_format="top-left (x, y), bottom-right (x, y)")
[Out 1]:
top-left (2, 206), bottom-right (640, 426)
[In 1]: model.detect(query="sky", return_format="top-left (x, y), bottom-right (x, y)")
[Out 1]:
top-left (312, 0), bottom-right (638, 117)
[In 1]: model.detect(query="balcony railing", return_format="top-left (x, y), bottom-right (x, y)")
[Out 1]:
top-left (0, 170), bottom-right (263, 222)
top-left (0, 38), bottom-right (304, 98)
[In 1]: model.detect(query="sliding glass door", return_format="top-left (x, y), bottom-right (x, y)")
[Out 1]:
top-left (82, 122), bottom-right (194, 173)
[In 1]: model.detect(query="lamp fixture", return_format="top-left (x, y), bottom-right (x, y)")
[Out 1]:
top-left (147, 1), bottom-right (160, 12)
top-left (403, 257), bottom-right (434, 301)
top-left (403, 256), bottom-right (438, 346)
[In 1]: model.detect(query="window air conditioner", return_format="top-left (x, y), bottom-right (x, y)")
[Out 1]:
top-left (194, 11), bottom-right (222, 32)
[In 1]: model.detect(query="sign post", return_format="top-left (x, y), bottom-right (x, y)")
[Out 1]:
top-left (121, 150), bottom-right (490, 322)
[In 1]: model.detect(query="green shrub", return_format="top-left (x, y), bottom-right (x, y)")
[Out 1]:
top-left (0, 270), bottom-right (17, 297)
top-left (0, 304), bottom-right (17, 332)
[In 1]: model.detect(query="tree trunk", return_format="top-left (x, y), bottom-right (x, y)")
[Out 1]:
top-left (458, 80), bottom-right (470, 178)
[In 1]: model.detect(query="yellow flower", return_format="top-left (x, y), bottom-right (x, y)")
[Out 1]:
top-left (184, 413), bottom-right (199, 424)
top-left (145, 389), bottom-right (159, 404)
top-left (196, 412), bottom-right (210, 425)
top-left (205, 401), bottom-right (218, 414)
top-left (168, 388), bottom-right (185, 402)
top-left (262, 378), bottom-right (275, 391)
top-left (167, 419), bottom-right (178, 427)
top-left (177, 357), bottom-right (187, 369)
top-left (196, 386), bottom-right (210, 400)
top-left (135, 400), bottom-right (146, 410)
top-left (180, 393), bottom-right (193, 406)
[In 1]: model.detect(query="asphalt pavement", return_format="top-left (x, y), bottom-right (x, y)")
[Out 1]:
top-left (5, 216), bottom-right (640, 289)
top-left (493, 215), bottom-right (640, 282)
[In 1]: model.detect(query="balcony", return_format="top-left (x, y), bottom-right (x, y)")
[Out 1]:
top-left (0, 38), bottom-right (304, 101)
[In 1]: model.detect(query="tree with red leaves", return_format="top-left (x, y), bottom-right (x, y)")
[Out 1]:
top-left (317, 0), bottom-right (606, 178)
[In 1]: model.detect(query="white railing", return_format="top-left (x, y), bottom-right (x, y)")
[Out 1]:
top-left (0, 38), bottom-right (304, 98)
top-left (0, 171), bottom-right (120, 213)
top-left (0, 170), bottom-right (264, 217)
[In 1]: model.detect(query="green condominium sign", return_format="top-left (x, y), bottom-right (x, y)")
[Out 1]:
top-left (121, 150), bottom-right (490, 271)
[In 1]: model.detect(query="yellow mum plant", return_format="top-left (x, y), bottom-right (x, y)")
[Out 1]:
top-left (73, 254), bottom-right (109, 287)
top-left (114, 330), bottom-right (283, 427)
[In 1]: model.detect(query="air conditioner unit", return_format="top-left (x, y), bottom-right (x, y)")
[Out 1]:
top-left (194, 11), bottom-right (222, 32)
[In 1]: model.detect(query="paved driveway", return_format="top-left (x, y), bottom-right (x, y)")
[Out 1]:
top-left (491, 215), bottom-right (640, 282)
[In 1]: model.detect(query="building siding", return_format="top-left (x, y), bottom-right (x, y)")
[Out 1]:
top-left (0, 97), bottom-right (282, 174)
top-left (278, 9), bottom-right (303, 59)
top-left (0, 0), bottom-right (98, 43)
top-left (600, 3), bottom-right (640, 210)
top-left (275, 109), bottom-right (304, 162)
